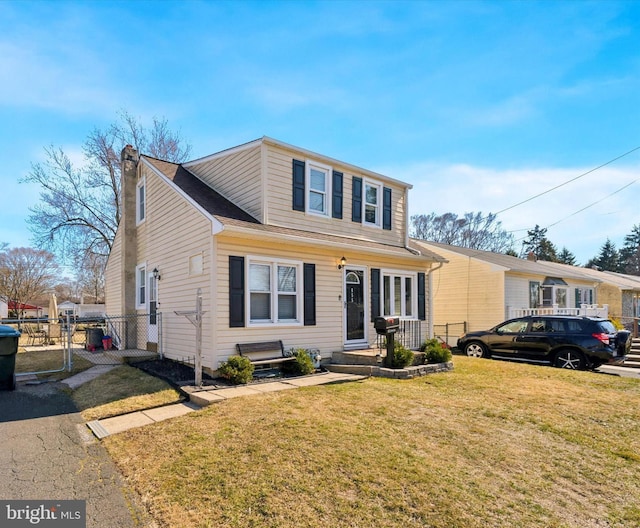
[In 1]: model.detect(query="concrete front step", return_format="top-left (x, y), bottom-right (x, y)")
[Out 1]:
top-left (622, 360), bottom-right (640, 368)
top-left (104, 349), bottom-right (159, 364)
top-left (331, 349), bottom-right (382, 366)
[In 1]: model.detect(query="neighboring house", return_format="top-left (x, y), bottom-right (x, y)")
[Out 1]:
top-left (7, 302), bottom-right (44, 319)
top-left (410, 241), bottom-right (611, 344)
top-left (57, 301), bottom-right (106, 318)
top-left (105, 137), bottom-right (446, 373)
top-left (541, 265), bottom-right (640, 324)
top-left (0, 301), bottom-right (7, 319)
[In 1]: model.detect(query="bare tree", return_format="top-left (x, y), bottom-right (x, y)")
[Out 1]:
top-left (411, 212), bottom-right (514, 253)
top-left (0, 247), bottom-right (58, 319)
top-left (76, 253), bottom-right (106, 303)
top-left (21, 111), bottom-right (191, 270)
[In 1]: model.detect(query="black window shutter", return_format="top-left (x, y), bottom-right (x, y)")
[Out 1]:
top-left (383, 187), bottom-right (392, 230)
top-left (303, 263), bottom-right (316, 326)
top-left (352, 176), bottom-right (362, 223)
top-left (418, 272), bottom-right (426, 321)
top-left (292, 159), bottom-right (305, 212)
top-left (229, 256), bottom-right (245, 327)
top-left (371, 268), bottom-right (380, 321)
top-left (332, 170), bottom-right (343, 219)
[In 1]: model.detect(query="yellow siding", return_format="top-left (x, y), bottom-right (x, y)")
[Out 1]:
top-left (138, 164), bottom-right (215, 368)
top-left (104, 227), bottom-right (122, 314)
top-left (187, 144), bottom-right (262, 220)
top-left (430, 250), bottom-right (505, 332)
top-left (595, 283), bottom-right (622, 318)
top-left (213, 232), bottom-right (431, 367)
top-left (264, 143), bottom-right (407, 247)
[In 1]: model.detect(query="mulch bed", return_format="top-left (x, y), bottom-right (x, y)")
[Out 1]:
top-left (133, 357), bottom-right (324, 388)
top-left (133, 358), bottom-right (220, 387)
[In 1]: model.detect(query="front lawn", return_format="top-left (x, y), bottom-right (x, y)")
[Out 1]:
top-left (104, 357), bottom-right (640, 528)
top-left (72, 364), bottom-right (183, 421)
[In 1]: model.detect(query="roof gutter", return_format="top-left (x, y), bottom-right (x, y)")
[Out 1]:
top-left (219, 224), bottom-right (436, 261)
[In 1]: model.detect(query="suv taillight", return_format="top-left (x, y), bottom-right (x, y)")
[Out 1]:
top-left (592, 332), bottom-right (610, 345)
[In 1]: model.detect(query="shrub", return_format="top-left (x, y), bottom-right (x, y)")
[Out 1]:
top-left (283, 348), bottom-right (315, 376)
top-left (218, 355), bottom-right (254, 384)
top-left (421, 338), bottom-right (452, 364)
top-left (390, 340), bottom-right (414, 369)
top-left (609, 317), bottom-right (625, 331)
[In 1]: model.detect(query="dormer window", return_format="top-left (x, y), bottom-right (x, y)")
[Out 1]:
top-left (306, 161), bottom-right (331, 216)
top-left (364, 180), bottom-right (381, 227)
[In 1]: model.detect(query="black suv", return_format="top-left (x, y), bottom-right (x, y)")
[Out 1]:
top-left (457, 315), bottom-right (630, 370)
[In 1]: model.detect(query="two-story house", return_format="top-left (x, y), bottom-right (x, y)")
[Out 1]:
top-left (105, 137), bottom-right (445, 373)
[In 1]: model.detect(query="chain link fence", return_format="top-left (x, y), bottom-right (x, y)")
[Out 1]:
top-left (4, 313), bottom-right (160, 376)
top-left (433, 322), bottom-right (467, 349)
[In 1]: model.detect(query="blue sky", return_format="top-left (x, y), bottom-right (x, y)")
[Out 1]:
top-left (2, 0), bottom-right (640, 264)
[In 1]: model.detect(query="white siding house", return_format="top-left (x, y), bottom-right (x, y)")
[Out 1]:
top-left (105, 137), bottom-right (445, 373)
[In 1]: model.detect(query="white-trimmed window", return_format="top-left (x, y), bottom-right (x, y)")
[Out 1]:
top-left (364, 179), bottom-right (382, 227)
top-left (136, 264), bottom-right (146, 309)
top-left (575, 287), bottom-right (594, 308)
top-left (136, 177), bottom-right (146, 224)
top-left (306, 161), bottom-right (331, 216)
top-left (382, 271), bottom-right (416, 317)
top-left (248, 258), bottom-right (302, 324)
top-left (542, 286), bottom-right (568, 308)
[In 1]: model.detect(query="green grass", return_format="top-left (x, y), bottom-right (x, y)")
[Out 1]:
top-left (104, 357), bottom-right (640, 528)
top-left (71, 364), bottom-right (183, 421)
top-left (15, 348), bottom-right (94, 380)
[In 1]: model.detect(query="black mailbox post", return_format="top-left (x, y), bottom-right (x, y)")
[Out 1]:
top-left (374, 317), bottom-right (400, 368)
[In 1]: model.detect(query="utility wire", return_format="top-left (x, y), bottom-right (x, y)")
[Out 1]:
top-left (545, 180), bottom-right (637, 229)
top-left (495, 145), bottom-right (640, 215)
top-left (510, 178), bottom-right (638, 243)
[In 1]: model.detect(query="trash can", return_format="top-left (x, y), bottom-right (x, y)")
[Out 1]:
top-left (86, 327), bottom-right (104, 351)
top-left (0, 325), bottom-right (20, 391)
top-left (102, 335), bottom-right (113, 350)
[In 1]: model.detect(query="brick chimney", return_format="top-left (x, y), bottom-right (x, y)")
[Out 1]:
top-left (527, 251), bottom-right (537, 261)
top-left (120, 145), bottom-right (138, 315)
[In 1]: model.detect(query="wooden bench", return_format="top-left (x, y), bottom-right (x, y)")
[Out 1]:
top-left (236, 340), bottom-right (295, 367)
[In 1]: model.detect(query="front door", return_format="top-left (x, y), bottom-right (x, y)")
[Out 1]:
top-left (344, 268), bottom-right (367, 347)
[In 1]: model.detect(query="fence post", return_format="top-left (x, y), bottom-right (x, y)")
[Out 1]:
top-left (66, 312), bottom-right (73, 372)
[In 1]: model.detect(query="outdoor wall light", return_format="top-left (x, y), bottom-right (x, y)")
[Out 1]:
top-left (152, 267), bottom-right (161, 280)
top-left (337, 256), bottom-right (347, 270)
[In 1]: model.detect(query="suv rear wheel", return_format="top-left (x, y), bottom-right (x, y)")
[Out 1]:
top-left (554, 349), bottom-right (585, 370)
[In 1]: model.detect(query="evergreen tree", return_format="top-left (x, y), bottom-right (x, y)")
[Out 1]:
top-left (557, 247), bottom-right (577, 266)
top-left (585, 239), bottom-right (621, 272)
top-left (620, 224), bottom-right (640, 275)
top-left (521, 225), bottom-right (559, 261)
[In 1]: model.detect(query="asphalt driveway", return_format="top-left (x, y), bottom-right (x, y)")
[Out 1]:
top-left (0, 380), bottom-right (152, 527)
